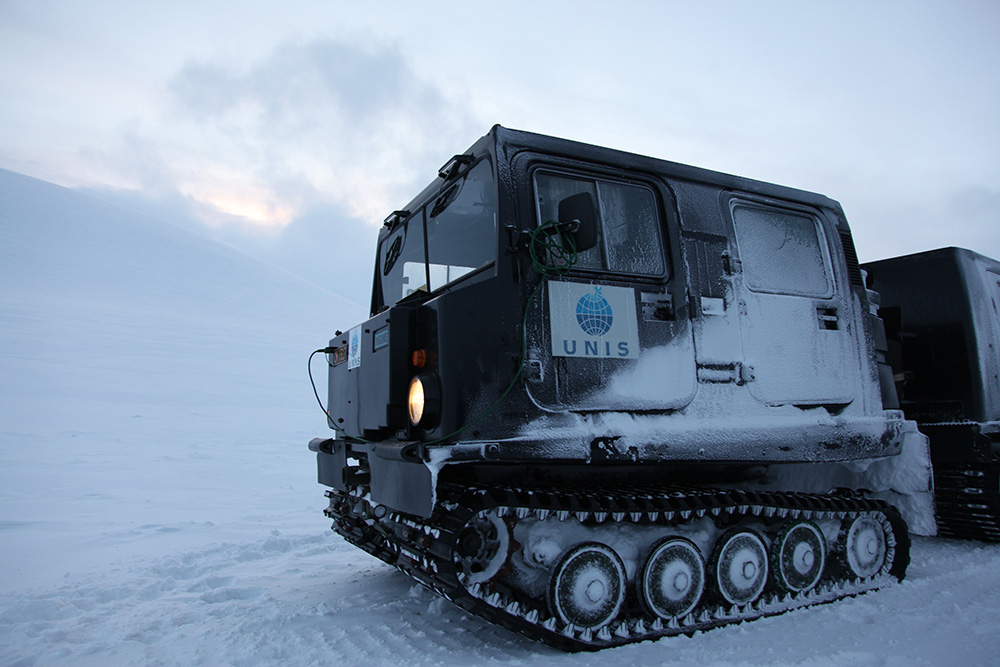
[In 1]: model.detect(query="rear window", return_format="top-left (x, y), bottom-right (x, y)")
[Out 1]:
top-left (732, 202), bottom-right (832, 297)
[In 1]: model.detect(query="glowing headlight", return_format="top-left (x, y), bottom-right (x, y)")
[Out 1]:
top-left (408, 376), bottom-right (426, 425)
top-left (408, 373), bottom-right (440, 428)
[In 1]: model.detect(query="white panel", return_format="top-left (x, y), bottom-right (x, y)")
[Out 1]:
top-left (548, 282), bottom-right (640, 359)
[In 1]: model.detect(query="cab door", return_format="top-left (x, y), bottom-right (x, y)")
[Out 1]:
top-left (520, 163), bottom-right (696, 412)
top-left (727, 197), bottom-right (856, 405)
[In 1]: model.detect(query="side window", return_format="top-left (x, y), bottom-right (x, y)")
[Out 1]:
top-left (425, 160), bottom-right (496, 292)
top-left (534, 171), bottom-right (666, 276)
top-left (732, 202), bottom-right (832, 297)
top-left (379, 210), bottom-right (427, 303)
top-left (376, 159), bottom-right (496, 310)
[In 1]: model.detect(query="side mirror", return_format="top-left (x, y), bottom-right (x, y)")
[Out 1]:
top-left (558, 192), bottom-right (599, 252)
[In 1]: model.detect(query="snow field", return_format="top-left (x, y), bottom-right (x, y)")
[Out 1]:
top-left (2, 534), bottom-right (999, 666)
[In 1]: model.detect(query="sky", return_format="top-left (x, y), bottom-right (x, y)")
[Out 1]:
top-left (2, 0), bottom-right (998, 311)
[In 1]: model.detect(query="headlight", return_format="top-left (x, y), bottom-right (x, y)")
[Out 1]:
top-left (408, 374), bottom-right (440, 428)
top-left (408, 376), bottom-right (425, 424)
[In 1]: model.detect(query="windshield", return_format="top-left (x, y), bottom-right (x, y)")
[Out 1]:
top-left (377, 159), bottom-right (496, 310)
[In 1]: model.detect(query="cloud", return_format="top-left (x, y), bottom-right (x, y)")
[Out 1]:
top-left (165, 38), bottom-right (479, 225)
top-left (94, 36), bottom-right (480, 229)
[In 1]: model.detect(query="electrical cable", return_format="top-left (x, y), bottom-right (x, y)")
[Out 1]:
top-left (308, 347), bottom-right (372, 444)
top-left (528, 219), bottom-right (579, 277)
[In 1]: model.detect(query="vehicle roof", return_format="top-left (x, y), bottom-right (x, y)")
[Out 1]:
top-left (492, 125), bottom-right (844, 212)
top-left (385, 124), bottom-right (847, 238)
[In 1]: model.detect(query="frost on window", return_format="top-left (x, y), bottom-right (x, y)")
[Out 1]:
top-left (733, 204), bottom-right (831, 297)
top-left (534, 171), bottom-right (666, 276)
top-left (533, 173), bottom-right (602, 269)
top-left (600, 181), bottom-right (664, 275)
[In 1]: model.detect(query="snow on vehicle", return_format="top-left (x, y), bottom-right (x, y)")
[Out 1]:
top-left (864, 248), bottom-right (1000, 541)
top-left (308, 126), bottom-right (936, 650)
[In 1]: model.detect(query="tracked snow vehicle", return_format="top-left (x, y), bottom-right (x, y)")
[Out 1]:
top-left (308, 126), bottom-right (924, 650)
top-left (864, 248), bottom-right (1000, 541)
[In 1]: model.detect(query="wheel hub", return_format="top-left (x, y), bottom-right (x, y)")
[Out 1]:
top-left (774, 521), bottom-right (826, 593)
top-left (714, 530), bottom-right (768, 605)
top-left (844, 514), bottom-right (888, 579)
top-left (585, 579), bottom-right (606, 603)
top-left (639, 537), bottom-right (705, 619)
top-left (549, 542), bottom-right (626, 630)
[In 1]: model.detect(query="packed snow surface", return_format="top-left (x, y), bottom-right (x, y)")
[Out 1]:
top-left (2, 169), bottom-right (999, 665)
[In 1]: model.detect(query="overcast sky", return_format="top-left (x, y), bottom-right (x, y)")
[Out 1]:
top-left (2, 0), bottom-right (998, 309)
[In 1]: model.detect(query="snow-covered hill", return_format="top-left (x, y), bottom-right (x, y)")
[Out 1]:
top-left (1, 170), bottom-right (998, 666)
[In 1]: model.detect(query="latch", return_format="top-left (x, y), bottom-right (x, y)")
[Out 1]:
top-left (641, 292), bottom-right (673, 321)
top-left (437, 153), bottom-right (473, 180)
top-left (523, 356), bottom-right (543, 383)
top-left (505, 225), bottom-right (519, 253)
top-left (817, 306), bottom-right (839, 330)
top-left (700, 296), bottom-right (726, 316)
top-left (722, 251), bottom-right (742, 276)
top-left (382, 210), bottom-right (410, 229)
top-left (697, 362), bottom-right (754, 385)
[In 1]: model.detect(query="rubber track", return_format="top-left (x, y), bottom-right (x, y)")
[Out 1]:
top-left (325, 482), bottom-right (910, 651)
top-left (932, 460), bottom-right (1000, 542)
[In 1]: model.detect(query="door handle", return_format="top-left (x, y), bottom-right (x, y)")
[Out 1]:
top-left (817, 307), bottom-right (839, 330)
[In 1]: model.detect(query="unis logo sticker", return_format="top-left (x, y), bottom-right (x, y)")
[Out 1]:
top-left (576, 288), bottom-right (614, 335)
top-left (549, 282), bottom-right (639, 359)
top-left (347, 325), bottom-right (362, 370)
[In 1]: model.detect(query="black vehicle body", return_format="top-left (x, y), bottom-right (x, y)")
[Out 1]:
top-left (315, 126), bottom-right (913, 517)
top-left (308, 127), bottom-right (925, 650)
top-left (864, 248), bottom-right (1000, 540)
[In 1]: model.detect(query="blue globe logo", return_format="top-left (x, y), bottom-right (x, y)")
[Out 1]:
top-left (576, 287), bottom-right (614, 336)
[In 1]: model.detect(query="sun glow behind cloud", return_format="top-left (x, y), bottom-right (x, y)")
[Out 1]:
top-left (191, 188), bottom-right (297, 228)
